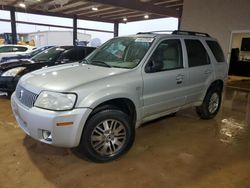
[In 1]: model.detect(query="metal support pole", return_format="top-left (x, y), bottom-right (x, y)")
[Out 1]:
top-left (177, 8), bottom-right (183, 30)
top-left (178, 18), bottom-right (181, 30)
top-left (10, 7), bottom-right (17, 44)
top-left (73, 15), bottom-right (77, 46)
top-left (114, 22), bottom-right (119, 37)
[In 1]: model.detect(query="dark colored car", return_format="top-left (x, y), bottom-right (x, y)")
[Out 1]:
top-left (0, 46), bottom-right (54, 63)
top-left (0, 46), bottom-right (96, 95)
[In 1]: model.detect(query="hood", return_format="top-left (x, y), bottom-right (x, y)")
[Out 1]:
top-left (0, 59), bottom-right (34, 70)
top-left (20, 63), bottom-right (129, 93)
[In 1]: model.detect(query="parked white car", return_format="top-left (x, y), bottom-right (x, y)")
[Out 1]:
top-left (0, 45), bottom-right (34, 62)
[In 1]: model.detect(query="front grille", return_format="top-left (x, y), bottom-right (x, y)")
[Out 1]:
top-left (16, 85), bottom-right (38, 108)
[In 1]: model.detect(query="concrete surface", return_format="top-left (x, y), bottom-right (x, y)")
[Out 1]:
top-left (0, 87), bottom-right (250, 188)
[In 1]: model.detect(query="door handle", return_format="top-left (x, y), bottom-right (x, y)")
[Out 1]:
top-left (176, 74), bottom-right (184, 84)
top-left (204, 69), bottom-right (212, 75)
top-left (176, 74), bottom-right (184, 80)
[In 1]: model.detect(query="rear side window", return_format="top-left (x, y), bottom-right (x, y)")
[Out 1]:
top-left (61, 49), bottom-right (80, 62)
top-left (206, 40), bottom-right (225, 62)
top-left (15, 47), bottom-right (28, 52)
top-left (85, 47), bottom-right (95, 56)
top-left (185, 39), bottom-right (210, 67)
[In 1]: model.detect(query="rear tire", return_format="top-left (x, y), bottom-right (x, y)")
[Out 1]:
top-left (79, 108), bottom-right (135, 163)
top-left (196, 87), bottom-right (222, 119)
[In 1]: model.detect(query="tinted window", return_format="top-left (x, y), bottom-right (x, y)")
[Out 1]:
top-left (15, 47), bottom-right (28, 52)
top-left (32, 47), bottom-right (65, 62)
top-left (0, 46), bottom-right (14, 53)
top-left (185, 39), bottom-right (210, 67)
top-left (85, 47), bottom-right (95, 56)
top-left (206, 40), bottom-right (225, 62)
top-left (146, 39), bottom-right (183, 73)
top-left (61, 48), bottom-right (79, 62)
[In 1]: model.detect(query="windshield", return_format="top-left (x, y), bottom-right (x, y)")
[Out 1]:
top-left (30, 46), bottom-right (52, 57)
top-left (85, 37), bottom-right (153, 69)
top-left (31, 47), bottom-right (65, 62)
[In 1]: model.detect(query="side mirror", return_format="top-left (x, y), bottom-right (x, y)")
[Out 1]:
top-left (145, 59), bottom-right (163, 73)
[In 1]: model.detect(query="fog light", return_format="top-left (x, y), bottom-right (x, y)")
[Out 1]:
top-left (42, 130), bottom-right (52, 142)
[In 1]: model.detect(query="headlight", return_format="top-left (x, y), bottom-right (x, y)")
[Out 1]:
top-left (1, 67), bottom-right (26, 77)
top-left (34, 91), bottom-right (77, 111)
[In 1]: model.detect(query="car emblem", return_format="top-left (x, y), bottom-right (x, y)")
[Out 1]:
top-left (19, 89), bottom-right (24, 100)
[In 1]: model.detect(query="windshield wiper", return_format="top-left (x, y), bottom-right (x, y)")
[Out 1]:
top-left (91, 60), bottom-right (112, 68)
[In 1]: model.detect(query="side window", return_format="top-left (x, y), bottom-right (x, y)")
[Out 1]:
top-left (145, 39), bottom-right (183, 73)
top-left (15, 47), bottom-right (28, 52)
top-left (61, 49), bottom-right (77, 62)
top-left (185, 39), bottom-right (210, 67)
top-left (61, 48), bottom-right (84, 62)
top-left (206, 40), bottom-right (225, 62)
top-left (0, 46), bottom-right (13, 53)
top-left (85, 47), bottom-right (95, 57)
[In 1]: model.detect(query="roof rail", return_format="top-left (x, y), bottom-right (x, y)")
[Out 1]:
top-left (172, 30), bottom-right (210, 37)
top-left (150, 30), bottom-right (173, 33)
top-left (137, 30), bottom-right (173, 35)
top-left (136, 32), bottom-right (155, 35)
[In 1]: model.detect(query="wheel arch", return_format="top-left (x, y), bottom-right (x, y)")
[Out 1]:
top-left (89, 98), bottom-right (137, 128)
top-left (201, 79), bottom-right (224, 102)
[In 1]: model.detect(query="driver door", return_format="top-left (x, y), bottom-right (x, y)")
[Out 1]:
top-left (142, 39), bottom-right (187, 118)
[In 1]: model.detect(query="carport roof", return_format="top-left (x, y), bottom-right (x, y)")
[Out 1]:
top-left (1, 0), bottom-right (183, 23)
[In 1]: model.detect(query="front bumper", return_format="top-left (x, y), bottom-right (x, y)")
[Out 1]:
top-left (0, 76), bottom-right (19, 92)
top-left (11, 93), bottom-right (92, 147)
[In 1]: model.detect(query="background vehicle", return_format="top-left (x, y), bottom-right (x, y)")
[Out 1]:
top-left (0, 46), bottom-right (54, 63)
top-left (11, 31), bottom-right (228, 162)
top-left (0, 45), bottom-right (34, 61)
top-left (0, 46), bottom-right (96, 95)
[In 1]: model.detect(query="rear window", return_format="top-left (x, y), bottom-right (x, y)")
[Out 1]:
top-left (206, 40), bottom-right (225, 62)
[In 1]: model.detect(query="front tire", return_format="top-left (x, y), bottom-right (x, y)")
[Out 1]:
top-left (80, 109), bottom-right (135, 163)
top-left (196, 87), bottom-right (222, 119)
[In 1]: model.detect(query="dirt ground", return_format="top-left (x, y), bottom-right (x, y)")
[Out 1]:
top-left (0, 87), bottom-right (250, 188)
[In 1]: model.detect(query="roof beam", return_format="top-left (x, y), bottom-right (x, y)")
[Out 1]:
top-left (10, 0), bottom-right (19, 6)
top-left (101, 11), bottom-right (138, 19)
top-left (29, 0), bottom-right (51, 8)
top-left (55, 2), bottom-right (92, 13)
top-left (87, 0), bottom-right (180, 17)
top-left (0, 6), bottom-right (115, 23)
top-left (84, 9), bottom-right (128, 17)
top-left (154, 0), bottom-right (182, 6)
top-left (48, 0), bottom-right (87, 12)
top-left (77, 7), bottom-right (115, 16)
top-left (65, 4), bottom-right (101, 14)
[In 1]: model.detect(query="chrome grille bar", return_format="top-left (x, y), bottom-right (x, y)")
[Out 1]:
top-left (15, 85), bottom-right (38, 108)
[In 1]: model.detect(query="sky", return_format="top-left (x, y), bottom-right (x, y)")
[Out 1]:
top-left (0, 10), bottom-right (178, 44)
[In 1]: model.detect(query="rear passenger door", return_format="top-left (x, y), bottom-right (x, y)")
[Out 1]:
top-left (184, 39), bottom-right (214, 103)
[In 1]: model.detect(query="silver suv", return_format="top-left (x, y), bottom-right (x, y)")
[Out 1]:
top-left (11, 31), bottom-right (228, 162)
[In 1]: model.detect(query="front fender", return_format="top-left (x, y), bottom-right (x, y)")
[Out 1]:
top-left (77, 86), bottom-right (142, 122)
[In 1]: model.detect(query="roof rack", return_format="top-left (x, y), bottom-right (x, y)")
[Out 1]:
top-left (136, 32), bottom-right (155, 35)
top-left (150, 30), bottom-right (173, 33)
top-left (137, 30), bottom-right (173, 35)
top-left (172, 30), bottom-right (210, 37)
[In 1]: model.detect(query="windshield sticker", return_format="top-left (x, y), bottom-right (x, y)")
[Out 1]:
top-left (135, 38), bottom-right (154, 43)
